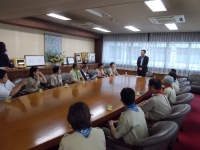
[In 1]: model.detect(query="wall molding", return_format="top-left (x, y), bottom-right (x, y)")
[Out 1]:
top-left (0, 17), bottom-right (103, 39)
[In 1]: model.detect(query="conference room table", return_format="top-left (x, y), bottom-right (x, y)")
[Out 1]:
top-left (0, 75), bottom-right (151, 150)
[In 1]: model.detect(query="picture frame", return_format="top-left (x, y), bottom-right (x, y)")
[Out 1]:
top-left (63, 57), bottom-right (67, 65)
top-left (67, 57), bottom-right (75, 65)
top-left (75, 53), bottom-right (82, 63)
top-left (10, 58), bottom-right (26, 69)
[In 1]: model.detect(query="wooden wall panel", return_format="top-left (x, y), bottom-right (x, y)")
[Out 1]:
top-left (95, 39), bottom-right (103, 63)
top-left (0, 17), bottom-right (103, 39)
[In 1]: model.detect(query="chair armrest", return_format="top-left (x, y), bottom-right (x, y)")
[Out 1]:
top-left (145, 118), bottom-right (160, 128)
top-left (106, 136), bottom-right (143, 150)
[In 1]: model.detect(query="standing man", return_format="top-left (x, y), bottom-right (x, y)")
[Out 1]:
top-left (137, 50), bottom-right (149, 77)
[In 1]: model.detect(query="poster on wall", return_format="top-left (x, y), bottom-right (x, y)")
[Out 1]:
top-left (44, 34), bottom-right (62, 62)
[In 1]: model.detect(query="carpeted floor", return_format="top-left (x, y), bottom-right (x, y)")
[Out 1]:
top-left (173, 94), bottom-right (200, 150)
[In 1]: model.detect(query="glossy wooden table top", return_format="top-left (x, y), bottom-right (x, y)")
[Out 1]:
top-left (0, 75), bottom-right (151, 150)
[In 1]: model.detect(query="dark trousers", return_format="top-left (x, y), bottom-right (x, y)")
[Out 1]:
top-left (137, 69), bottom-right (146, 77)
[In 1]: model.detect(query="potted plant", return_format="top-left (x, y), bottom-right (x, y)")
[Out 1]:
top-left (45, 51), bottom-right (65, 66)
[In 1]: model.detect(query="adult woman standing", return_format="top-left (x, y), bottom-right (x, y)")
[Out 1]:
top-left (0, 42), bottom-right (14, 68)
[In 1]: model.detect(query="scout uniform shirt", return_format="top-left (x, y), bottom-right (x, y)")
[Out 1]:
top-left (108, 68), bottom-right (120, 76)
top-left (69, 69), bottom-right (83, 82)
top-left (59, 127), bottom-right (106, 150)
top-left (50, 74), bottom-right (62, 86)
top-left (140, 92), bottom-right (171, 120)
top-left (164, 87), bottom-right (176, 104)
top-left (114, 106), bottom-right (149, 145)
top-left (25, 77), bottom-right (43, 93)
top-left (96, 68), bottom-right (106, 76)
top-left (172, 82), bottom-right (180, 94)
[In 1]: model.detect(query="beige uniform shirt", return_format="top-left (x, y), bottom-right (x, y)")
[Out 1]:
top-left (108, 68), bottom-right (119, 76)
top-left (69, 69), bottom-right (83, 82)
top-left (140, 94), bottom-right (171, 120)
top-left (50, 74), bottom-right (62, 86)
top-left (114, 107), bottom-right (149, 145)
top-left (164, 87), bottom-right (176, 103)
top-left (172, 82), bottom-right (180, 94)
top-left (96, 69), bottom-right (106, 76)
top-left (25, 77), bottom-right (43, 93)
top-left (59, 127), bottom-right (106, 150)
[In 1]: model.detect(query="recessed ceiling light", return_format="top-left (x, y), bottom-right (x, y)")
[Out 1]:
top-left (144, 0), bottom-right (167, 12)
top-left (47, 13), bottom-right (71, 20)
top-left (93, 27), bottom-right (111, 32)
top-left (124, 26), bottom-right (141, 32)
top-left (165, 23), bottom-right (178, 30)
top-left (85, 9), bottom-right (111, 17)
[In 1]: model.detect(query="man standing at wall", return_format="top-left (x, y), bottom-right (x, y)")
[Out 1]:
top-left (137, 50), bottom-right (149, 77)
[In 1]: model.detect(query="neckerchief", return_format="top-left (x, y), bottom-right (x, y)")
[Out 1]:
top-left (124, 104), bottom-right (139, 112)
top-left (154, 90), bottom-right (164, 95)
top-left (76, 127), bottom-right (92, 138)
top-left (73, 68), bottom-right (80, 81)
top-left (164, 86), bottom-right (173, 89)
top-left (98, 68), bottom-right (103, 76)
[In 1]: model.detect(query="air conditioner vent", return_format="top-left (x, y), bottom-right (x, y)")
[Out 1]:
top-left (148, 15), bottom-right (185, 24)
top-left (72, 22), bottom-right (101, 28)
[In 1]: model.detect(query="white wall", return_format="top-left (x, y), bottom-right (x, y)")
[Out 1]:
top-left (0, 23), bottom-right (94, 59)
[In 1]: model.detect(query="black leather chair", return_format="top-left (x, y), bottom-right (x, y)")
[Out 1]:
top-left (176, 86), bottom-right (191, 95)
top-left (106, 121), bottom-right (178, 150)
top-left (179, 81), bottom-right (190, 88)
top-left (172, 93), bottom-right (194, 105)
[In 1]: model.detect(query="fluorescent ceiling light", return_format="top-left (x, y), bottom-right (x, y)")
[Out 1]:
top-left (144, 0), bottom-right (167, 12)
top-left (124, 26), bottom-right (141, 32)
top-left (85, 9), bottom-right (111, 17)
top-left (165, 23), bottom-right (178, 30)
top-left (47, 13), bottom-right (71, 20)
top-left (93, 27), bottom-right (111, 32)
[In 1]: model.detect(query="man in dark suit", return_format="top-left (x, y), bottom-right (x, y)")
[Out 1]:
top-left (137, 50), bottom-right (149, 77)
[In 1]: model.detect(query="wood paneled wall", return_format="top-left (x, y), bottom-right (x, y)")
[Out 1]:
top-left (0, 17), bottom-right (102, 39)
top-left (95, 39), bottom-right (103, 63)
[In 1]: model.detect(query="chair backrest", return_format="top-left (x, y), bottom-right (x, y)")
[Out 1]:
top-left (13, 78), bottom-right (22, 85)
top-left (61, 73), bottom-right (70, 84)
top-left (146, 71), bottom-right (153, 77)
top-left (133, 121), bottom-right (178, 150)
top-left (88, 69), bottom-right (97, 76)
top-left (44, 75), bottom-right (51, 84)
top-left (188, 74), bottom-right (200, 82)
top-left (104, 69), bottom-right (109, 75)
top-left (177, 78), bottom-right (187, 83)
top-left (177, 86), bottom-right (191, 95)
top-left (174, 93), bottom-right (194, 105)
top-left (161, 104), bottom-right (191, 128)
top-left (179, 81), bottom-right (190, 88)
top-left (13, 78), bottom-right (25, 92)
